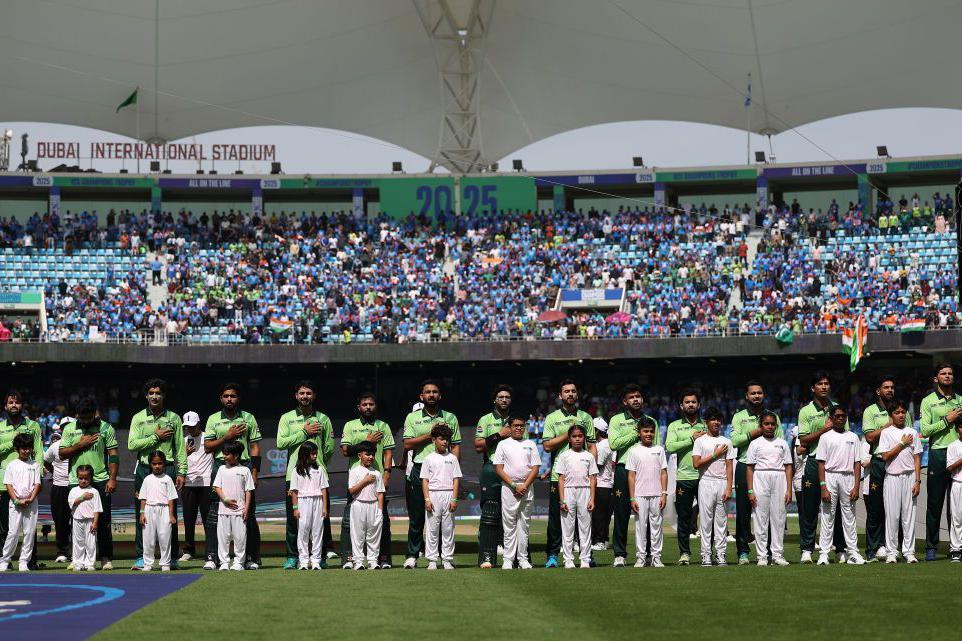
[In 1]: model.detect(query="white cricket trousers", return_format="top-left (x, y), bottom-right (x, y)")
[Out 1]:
top-left (561, 486), bottom-right (592, 564)
top-left (425, 490), bottom-right (455, 563)
top-left (350, 499), bottom-right (382, 566)
top-left (297, 495), bottom-right (326, 566)
top-left (72, 517), bottom-right (97, 569)
top-left (818, 471), bottom-right (858, 555)
top-left (1, 501), bottom-right (37, 568)
top-left (143, 504), bottom-right (172, 568)
top-left (751, 469), bottom-right (787, 560)
top-left (698, 477), bottom-right (728, 562)
top-left (950, 481), bottom-right (962, 553)
top-left (633, 496), bottom-right (663, 562)
top-left (217, 514), bottom-right (247, 566)
top-left (883, 472), bottom-right (916, 557)
top-left (501, 485), bottom-right (533, 563)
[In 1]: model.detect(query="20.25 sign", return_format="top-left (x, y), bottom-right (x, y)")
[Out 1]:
top-left (415, 184), bottom-right (498, 216)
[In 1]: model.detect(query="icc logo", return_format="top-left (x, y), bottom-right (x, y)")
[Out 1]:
top-left (267, 449), bottom-right (287, 474)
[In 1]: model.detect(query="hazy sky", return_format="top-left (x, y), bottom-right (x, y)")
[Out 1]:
top-left (4, 107), bottom-right (961, 176)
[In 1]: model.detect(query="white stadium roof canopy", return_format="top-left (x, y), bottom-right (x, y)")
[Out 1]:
top-left (2, 0), bottom-right (961, 173)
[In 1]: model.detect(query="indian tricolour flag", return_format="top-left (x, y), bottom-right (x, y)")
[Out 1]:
top-left (270, 317), bottom-right (292, 333)
top-left (900, 319), bottom-right (926, 332)
top-left (841, 315), bottom-right (868, 372)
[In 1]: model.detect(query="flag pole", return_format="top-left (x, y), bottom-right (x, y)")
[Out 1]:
top-left (136, 90), bottom-right (141, 174)
top-left (745, 73), bottom-right (751, 166)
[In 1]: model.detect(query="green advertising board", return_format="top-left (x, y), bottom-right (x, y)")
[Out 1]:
top-left (51, 176), bottom-right (154, 188)
top-left (655, 168), bottom-right (757, 182)
top-left (377, 176), bottom-right (537, 218)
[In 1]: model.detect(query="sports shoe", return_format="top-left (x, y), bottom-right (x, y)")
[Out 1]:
top-left (772, 557), bottom-right (790, 566)
top-left (131, 559), bottom-right (144, 570)
top-left (0, 563), bottom-right (8, 572)
top-left (800, 551), bottom-right (813, 564)
top-left (353, 563), bottom-right (365, 571)
top-left (904, 554), bottom-right (918, 564)
top-left (442, 561), bottom-right (455, 570)
top-left (716, 557), bottom-right (727, 566)
top-left (591, 542), bottom-right (607, 551)
top-left (369, 562), bottom-right (380, 570)
top-left (726, 534), bottom-right (736, 543)
top-left (757, 558), bottom-right (769, 566)
top-left (816, 554), bottom-right (829, 566)
top-left (701, 558), bottom-right (713, 567)
top-left (18, 564), bottom-right (30, 572)
top-left (178, 553), bottom-right (192, 563)
top-left (55, 555), bottom-right (68, 563)
top-left (230, 564), bottom-right (245, 571)
top-left (427, 561), bottom-right (438, 570)
top-left (326, 551), bottom-right (339, 560)
top-left (141, 565), bottom-right (153, 572)
top-left (678, 553), bottom-right (690, 566)
top-left (342, 562), bottom-right (354, 570)
top-left (545, 555), bottom-right (559, 568)
top-left (564, 561), bottom-right (576, 569)
top-left (283, 557), bottom-right (298, 570)
top-left (866, 553), bottom-right (879, 563)
top-left (219, 563), bottom-right (230, 571)
top-left (245, 561), bottom-right (259, 570)
top-left (846, 553), bottom-right (866, 565)
top-left (886, 554), bottom-right (898, 564)
top-left (579, 561), bottom-right (591, 569)
top-left (634, 559), bottom-right (646, 568)
top-left (950, 551), bottom-right (962, 563)
top-left (925, 549), bottom-right (937, 562)
top-left (612, 556), bottom-right (626, 567)
top-left (876, 546), bottom-right (888, 558)
top-left (518, 560), bottom-right (533, 570)
top-left (501, 561), bottom-right (513, 570)
top-left (738, 553), bottom-right (750, 566)
top-left (480, 561), bottom-right (493, 569)
top-left (100, 561), bottom-right (113, 571)
top-left (497, 545), bottom-right (505, 557)
top-left (311, 562), bottom-right (322, 570)
top-left (298, 564), bottom-right (309, 570)
top-left (403, 557), bottom-right (417, 569)
top-left (160, 566), bottom-right (170, 572)
top-left (379, 562), bottom-right (392, 569)
top-left (651, 558), bottom-right (664, 568)
top-left (203, 560), bottom-right (217, 570)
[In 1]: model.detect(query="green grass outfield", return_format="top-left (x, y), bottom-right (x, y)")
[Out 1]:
top-left (26, 520), bottom-right (962, 641)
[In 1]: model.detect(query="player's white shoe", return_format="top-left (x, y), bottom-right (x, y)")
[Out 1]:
top-left (161, 566), bottom-right (170, 572)
top-left (612, 556), bottom-right (626, 567)
top-left (634, 559), bottom-right (646, 568)
top-left (442, 561), bottom-right (455, 570)
top-left (403, 557), bottom-right (417, 569)
top-left (298, 564), bottom-right (309, 570)
top-left (353, 563), bottom-right (365, 571)
top-left (326, 551), bottom-right (339, 560)
top-left (497, 545), bottom-right (505, 557)
top-left (800, 551), bottom-right (813, 564)
top-left (701, 558), bottom-right (713, 567)
top-left (369, 562), bottom-right (380, 570)
top-left (579, 561), bottom-right (591, 569)
top-left (846, 553), bottom-right (865, 565)
top-left (203, 560), bottom-right (217, 570)
top-left (245, 561), bottom-right (259, 570)
top-left (230, 564), bottom-right (245, 571)
top-left (678, 553), bottom-right (690, 566)
top-left (904, 554), bottom-right (919, 564)
top-left (650, 558), bottom-right (665, 568)
top-left (716, 556), bottom-right (727, 566)
top-left (0, 563), bottom-right (8, 572)
top-left (140, 565), bottom-right (153, 572)
top-left (427, 561), bottom-right (438, 570)
top-left (885, 554), bottom-right (898, 564)
top-left (17, 564), bottom-right (30, 572)
top-left (178, 553), bottom-right (192, 563)
top-left (772, 557), bottom-right (790, 566)
top-left (342, 561), bottom-right (354, 570)
top-left (501, 561), bottom-right (513, 570)
top-left (757, 558), bottom-right (769, 566)
top-left (311, 562), bottom-right (322, 570)
top-left (591, 542), bottom-right (607, 551)
top-left (55, 555), bottom-right (68, 563)
top-left (875, 546), bottom-right (888, 558)
top-left (100, 561), bottom-right (113, 571)
top-left (218, 563), bottom-right (230, 571)
top-left (564, 561), bottom-right (576, 569)
top-left (518, 560), bottom-right (533, 570)
top-left (816, 554), bottom-right (830, 566)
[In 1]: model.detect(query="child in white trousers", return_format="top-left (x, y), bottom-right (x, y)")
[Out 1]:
top-left (493, 416), bottom-right (541, 570)
top-left (877, 400), bottom-right (921, 563)
top-left (947, 424), bottom-right (962, 562)
top-left (692, 408), bottom-right (735, 566)
top-left (0, 433), bottom-right (42, 572)
top-left (816, 405), bottom-right (865, 565)
top-left (348, 441), bottom-right (385, 570)
top-left (139, 451), bottom-right (179, 571)
top-left (290, 441), bottom-right (329, 570)
top-left (625, 417), bottom-right (668, 567)
top-left (68, 465), bottom-right (102, 571)
top-left (212, 441), bottom-right (254, 570)
top-left (556, 425), bottom-right (598, 569)
top-left (421, 425), bottom-right (462, 570)
top-left (745, 411), bottom-right (793, 566)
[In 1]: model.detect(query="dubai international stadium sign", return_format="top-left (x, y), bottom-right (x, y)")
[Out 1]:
top-left (36, 141), bottom-right (276, 162)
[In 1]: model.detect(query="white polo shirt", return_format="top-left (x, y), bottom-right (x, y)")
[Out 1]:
top-left (624, 444), bottom-right (667, 497)
top-left (140, 473), bottom-right (178, 506)
top-left (3, 458), bottom-right (41, 499)
top-left (348, 466), bottom-right (384, 502)
top-left (492, 438), bottom-right (540, 483)
top-left (555, 449), bottom-right (598, 488)
top-left (693, 434), bottom-right (736, 480)
top-left (213, 464), bottom-right (255, 515)
top-left (746, 436), bottom-right (792, 471)
top-left (816, 429), bottom-right (860, 473)
top-left (420, 451), bottom-right (462, 491)
top-left (289, 466), bottom-right (329, 498)
top-left (68, 485), bottom-right (103, 520)
top-left (877, 426), bottom-right (922, 475)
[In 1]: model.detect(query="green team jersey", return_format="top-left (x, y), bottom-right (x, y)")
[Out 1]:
top-left (919, 391), bottom-right (962, 449)
top-left (277, 408), bottom-right (334, 481)
top-left (0, 417), bottom-right (44, 479)
top-left (60, 419), bottom-right (118, 484)
top-left (730, 408), bottom-right (783, 463)
top-left (607, 410), bottom-right (660, 461)
top-left (665, 417), bottom-right (707, 481)
top-left (797, 399), bottom-right (846, 457)
top-left (403, 408), bottom-right (461, 465)
top-left (127, 408), bottom-right (186, 475)
top-left (542, 407), bottom-right (596, 482)
top-left (475, 410), bottom-right (515, 461)
top-left (203, 410), bottom-right (262, 461)
top-left (342, 416), bottom-right (394, 472)
top-left (860, 402), bottom-right (891, 456)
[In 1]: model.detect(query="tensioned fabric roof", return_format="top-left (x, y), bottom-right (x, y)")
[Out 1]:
top-left (2, 0), bottom-right (960, 167)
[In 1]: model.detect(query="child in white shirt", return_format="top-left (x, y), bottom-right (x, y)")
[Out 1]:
top-left (746, 411), bottom-right (793, 566)
top-left (876, 399), bottom-right (922, 563)
top-left (421, 425), bottom-right (463, 570)
top-left (348, 441), bottom-right (386, 570)
top-left (493, 416), bottom-right (541, 570)
top-left (67, 464), bottom-right (102, 571)
top-left (290, 441), bottom-right (329, 570)
top-left (212, 441), bottom-right (255, 571)
top-left (816, 405), bottom-right (865, 565)
top-left (556, 425), bottom-right (598, 569)
top-left (139, 451), bottom-right (179, 571)
top-left (1, 433), bottom-right (42, 572)
top-left (691, 408), bottom-right (736, 566)
top-left (625, 417), bottom-right (668, 567)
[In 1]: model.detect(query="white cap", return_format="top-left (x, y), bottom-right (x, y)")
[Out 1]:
top-left (58, 416), bottom-right (74, 429)
top-left (412, 402), bottom-right (424, 412)
top-left (182, 411), bottom-right (201, 427)
top-left (593, 416), bottom-right (609, 432)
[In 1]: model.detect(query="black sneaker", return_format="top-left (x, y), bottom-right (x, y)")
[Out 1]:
top-left (951, 551), bottom-right (962, 563)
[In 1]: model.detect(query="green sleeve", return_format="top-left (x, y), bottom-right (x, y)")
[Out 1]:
top-left (542, 415), bottom-right (557, 441)
top-left (172, 415), bottom-right (186, 476)
top-left (247, 415), bottom-right (262, 443)
top-left (0, 434), bottom-right (13, 460)
top-left (276, 414), bottom-right (307, 450)
top-left (127, 415), bottom-right (159, 453)
top-left (920, 396), bottom-right (948, 439)
top-left (664, 425), bottom-right (692, 454)
top-left (203, 415), bottom-right (217, 441)
top-left (729, 420), bottom-right (751, 449)
top-left (448, 414), bottom-right (461, 444)
top-left (608, 421), bottom-right (638, 452)
top-left (341, 422), bottom-right (358, 447)
top-left (402, 413), bottom-right (417, 440)
top-left (796, 406), bottom-right (812, 436)
top-left (583, 413), bottom-right (596, 443)
top-left (102, 424), bottom-right (118, 450)
top-left (59, 427), bottom-right (77, 450)
top-left (321, 416), bottom-right (335, 465)
top-left (381, 423), bottom-right (395, 449)
top-left (33, 425), bottom-right (43, 463)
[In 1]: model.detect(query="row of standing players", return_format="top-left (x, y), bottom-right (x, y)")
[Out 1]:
top-left (1, 365), bottom-right (962, 570)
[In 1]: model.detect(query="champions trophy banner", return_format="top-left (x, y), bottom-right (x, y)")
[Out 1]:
top-left (36, 141), bottom-right (276, 162)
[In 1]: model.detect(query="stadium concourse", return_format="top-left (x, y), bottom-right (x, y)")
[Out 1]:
top-left (0, 191), bottom-right (957, 345)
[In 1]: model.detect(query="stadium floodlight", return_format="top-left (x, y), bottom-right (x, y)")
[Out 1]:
top-left (632, 156), bottom-right (644, 167)
top-left (196, 169), bottom-right (204, 174)
top-left (512, 159), bottom-right (524, 171)
top-left (234, 169), bottom-right (243, 175)
top-left (877, 145), bottom-right (890, 158)
top-left (149, 161), bottom-right (160, 172)
top-left (488, 162), bottom-right (498, 172)
top-left (162, 169), bottom-right (171, 174)
top-left (754, 151), bottom-right (766, 163)
top-left (392, 161), bottom-right (403, 173)
top-left (119, 168), bottom-right (129, 174)
top-left (3, 129), bottom-right (11, 140)
top-left (270, 162), bottom-right (282, 174)
top-left (208, 169), bottom-right (217, 175)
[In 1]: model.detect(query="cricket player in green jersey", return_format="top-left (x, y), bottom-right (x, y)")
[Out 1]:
top-left (58, 396), bottom-right (118, 569)
top-left (474, 384), bottom-right (514, 568)
top-left (730, 380), bottom-right (782, 565)
top-left (797, 370), bottom-right (846, 563)
top-left (202, 382), bottom-right (262, 570)
top-left (860, 375), bottom-right (896, 561)
top-left (127, 379), bottom-right (186, 570)
top-left (921, 363), bottom-right (962, 560)
top-left (403, 380), bottom-right (460, 569)
top-left (607, 384), bottom-right (659, 567)
top-left (541, 379), bottom-right (596, 568)
top-left (0, 390), bottom-right (44, 569)
top-left (665, 389), bottom-right (706, 565)
top-left (277, 380), bottom-right (334, 570)
top-left (339, 392), bottom-right (395, 569)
